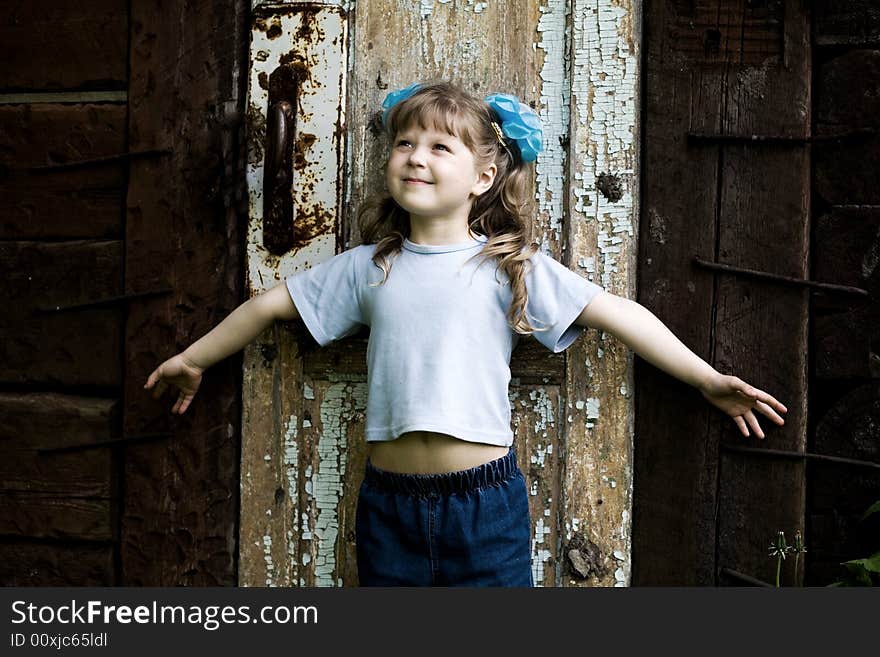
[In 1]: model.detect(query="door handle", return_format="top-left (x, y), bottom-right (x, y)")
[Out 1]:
top-left (263, 97), bottom-right (297, 255)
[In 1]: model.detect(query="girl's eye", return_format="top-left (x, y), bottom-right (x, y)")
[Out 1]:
top-left (396, 139), bottom-right (411, 147)
top-left (434, 144), bottom-right (450, 152)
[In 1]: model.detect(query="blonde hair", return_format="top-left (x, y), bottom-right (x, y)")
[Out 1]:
top-left (357, 80), bottom-right (542, 334)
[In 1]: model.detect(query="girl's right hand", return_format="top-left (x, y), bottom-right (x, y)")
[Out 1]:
top-left (143, 353), bottom-right (204, 415)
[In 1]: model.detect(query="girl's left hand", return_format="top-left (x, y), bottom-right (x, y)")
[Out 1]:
top-left (699, 372), bottom-right (788, 439)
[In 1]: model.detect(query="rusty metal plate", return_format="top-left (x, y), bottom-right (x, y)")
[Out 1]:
top-left (246, 4), bottom-right (348, 293)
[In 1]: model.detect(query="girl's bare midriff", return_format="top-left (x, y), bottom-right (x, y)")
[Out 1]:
top-left (366, 431), bottom-right (509, 474)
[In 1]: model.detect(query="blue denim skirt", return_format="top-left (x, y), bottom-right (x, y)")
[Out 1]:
top-left (355, 447), bottom-right (534, 587)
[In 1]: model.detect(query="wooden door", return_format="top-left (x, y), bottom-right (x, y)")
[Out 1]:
top-left (635, 0), bottom-right (810, 585)
top-left (239, 0), bottom-right (641, 587)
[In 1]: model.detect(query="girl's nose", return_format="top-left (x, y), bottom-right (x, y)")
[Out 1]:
top-left (407, 146), bottom-right (427, 166)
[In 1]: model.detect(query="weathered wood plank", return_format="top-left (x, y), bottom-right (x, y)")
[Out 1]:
top-left (0, 241), bottom-right (123, 387)
top-left (240, 4), bottom-right (348, 587)
top-left (299, 334), bottom-right (566, 382)
top-left (563, 0), bottom-right (640, 587)
top-left (814, 0), bottom-right (880, 45)
top-left (0, 543), bottom-right (114, 586)
top-left (812, 207), bottom-right (880, 379)
top-left (124, 0), bottom-right (247, 586)
top-left (0, 393), bottom-right (115, 497)
top-left (0, 492), bottom-right (111, 541)
top-left (807, 381), bottom-right (880, 585)
top-left (511, 385), bottom-right (562, 587)
top-left (296, 375), bottom-right (367, 587)
top-left (814, 50), bottom-right (880, 206)
top-left (239, 322), bottom-right (304, 587)
top-left (636, 1), bottom-right (724, 584)
top-left (0, 104), bottom-right (126, 240)
top-left (0, 0), bottom-right (127, 91)
top-left (710, 2), bottom-right (810, 586)
top-left (636, 0), bottom-right (808, 585)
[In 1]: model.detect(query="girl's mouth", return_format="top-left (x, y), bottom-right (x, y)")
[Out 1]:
top-left (403, 178), bottom-right (432, 184)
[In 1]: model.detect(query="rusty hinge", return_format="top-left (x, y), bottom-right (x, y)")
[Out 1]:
top-left (719, 567), bottom-right (774, 587)
top-left (686, 128), bottom-right (875, 145)
top-left (721, 444), bottom-right (880, 471)
top-left (34, 288), bottom-right (173, 314)
top-left (38, 431), bottom-right (174, 454)
top-left (692, 257), bottom-right (869, 297)
top-left (24, 149), bottom-right (173, 173)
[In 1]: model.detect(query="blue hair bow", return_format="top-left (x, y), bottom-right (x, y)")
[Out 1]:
top-left (381, 82), bottom-right (423, 126)
top-left (380, 84), bottom-right (544, 162)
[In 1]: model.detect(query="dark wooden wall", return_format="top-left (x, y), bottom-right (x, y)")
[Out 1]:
top-left (634, 1), bottom-right (880, 586)
top-left (807, 0), bottom-right (880, 585)
top-left (0, 0), bottom-right (249, 585)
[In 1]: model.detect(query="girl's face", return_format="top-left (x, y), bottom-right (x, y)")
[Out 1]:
top-left (386, 124), bottom-right (495, 225)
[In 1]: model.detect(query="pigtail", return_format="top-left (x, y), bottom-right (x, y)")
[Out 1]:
top-left (468, 158), bottom-right (544, 335)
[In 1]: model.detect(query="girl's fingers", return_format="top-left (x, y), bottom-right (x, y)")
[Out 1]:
top-left (748, 386), bottom-right (787, 414)
top-left (144, 370), bottom-right (156, 389)
top-left (745, 410), bottom-right (765, 439)
top-left (733, 415), bottom-right (749, 437)
top-left (755, 400), bottom-right (786, 425)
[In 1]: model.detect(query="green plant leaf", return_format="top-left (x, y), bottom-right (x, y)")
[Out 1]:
top-left (840, 561), bottom-right (874, 586)
top-left (844, 551), bottom-right (880, 574)
top-left (861, 500), bottom-right (880, 521)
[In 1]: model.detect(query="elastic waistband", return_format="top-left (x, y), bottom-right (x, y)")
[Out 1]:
top-left (364, 447), bottom-right (519, 497)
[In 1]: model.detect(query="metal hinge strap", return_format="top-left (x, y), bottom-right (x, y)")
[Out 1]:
top-left (693, 257), bottom-right (869, 297)
top-left (722, 444), bottom-right (880, 470)
top-left (35, 288), bottom-right (174, 314)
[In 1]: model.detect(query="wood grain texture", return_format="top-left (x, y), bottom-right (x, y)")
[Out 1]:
top-left (0, 393), bottom-right (116, 573)
top-left (0, 543), bottom-right (114, 586)
top-left (814, 50), bottom-right (880, 205)
top-left (123, 0), bottom-right (248, 585)
top-left (0, 105), bottom-right (126, 240)
top-left (239, 322), bottom-right (305, 587)
top-left (0, 241), bottom-right (123, 387)
top-left (636, 0), bottom-right (809, 585)
top-left (0, 0), bottom-right (127, 90)
top-left (562, 0), bottom-right (640, 587)
top-left (812, 207), bottom-right (879, 379)
top-left (814, 0), bottom-right (880, 45)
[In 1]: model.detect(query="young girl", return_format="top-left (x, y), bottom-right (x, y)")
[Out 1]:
top-left (144, 80), bottom-right (788, 587)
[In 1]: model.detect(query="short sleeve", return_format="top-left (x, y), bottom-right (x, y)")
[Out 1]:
top-left (524, 251), bottom-right (605, 353)
top-left (285, 247), bottom-right (367, 346)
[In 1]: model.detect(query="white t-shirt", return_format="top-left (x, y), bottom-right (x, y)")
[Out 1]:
top-left (285, 234), bottom-right (604, 447)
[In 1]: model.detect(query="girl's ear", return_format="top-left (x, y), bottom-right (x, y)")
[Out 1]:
top-left (472, 162), bottom-right (497, 197)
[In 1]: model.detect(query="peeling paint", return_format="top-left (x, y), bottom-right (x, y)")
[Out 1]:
top-left (310, 381), bottom-right (367, 586)
top-left (535, 0), bottom-right (569, 248)
top-left (262, 535), bottom-right (275, 587)
top-left (585, 396), bottom-right (600, 429)
top-left (283, 414), bottom-right (299, 583)
top-left (571, 3), bottom-right (637, 291)
top-left (528, 388), bottom-right (555, 436)
top-left (531, 515), bottom-right (553, 586)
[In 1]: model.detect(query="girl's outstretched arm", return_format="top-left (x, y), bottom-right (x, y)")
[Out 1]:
top-left (575, 292), bottom-right (787, 439)
top-left (143, 282), bottom-right (300, 414)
